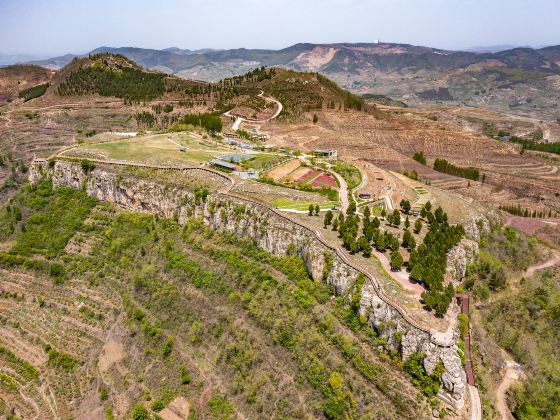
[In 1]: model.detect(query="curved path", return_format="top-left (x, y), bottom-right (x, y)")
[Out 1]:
top-left (223, 91), bottom-right (283, 129)
top-left (372, 249), bottom-right (425, 296)
top-left (496, 360), bottom-right (523, 420)
top-left (524, 251), bottom-right (560, 277)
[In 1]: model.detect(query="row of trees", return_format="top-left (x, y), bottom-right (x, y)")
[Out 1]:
top-left (433, 158), bottom-right (481, 181)
top-left (507, 134), bottom-right (560, 155)
top-left (178, 112), bottom-right (223, 133)
top-left (18, 83), bottom-right (49, 102)
top-left (499, 204), bottom-right (555, 219)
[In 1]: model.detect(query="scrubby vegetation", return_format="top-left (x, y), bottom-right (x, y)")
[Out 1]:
top-left (465, 226), bottom-right (538, 300)
top-left (0, 177), bottom-right (428, 418)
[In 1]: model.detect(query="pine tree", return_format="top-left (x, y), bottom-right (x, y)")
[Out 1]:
top-left (391, 210), bottom-right (401, 227)
top-left (404, 216), bottom-right (410, 230)
top-left (308, 204), bottom-right (314, 216)
top-left (324, 210), bottom-right (333, 228)
top-left (332, 218), bottom-right (339, 231)
top-left (414, 219), bottom-right (423, 234)
top-left (315, 204), bottom-right (320, 216)
top-left (390, 250), bottom-right (404, 271)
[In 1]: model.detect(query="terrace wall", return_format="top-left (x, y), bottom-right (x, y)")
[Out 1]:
top-left (30, 160), bottom-right (468, 409)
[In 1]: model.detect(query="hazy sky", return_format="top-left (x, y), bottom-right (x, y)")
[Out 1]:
top-left (0, 0), bottom-right (558, 55)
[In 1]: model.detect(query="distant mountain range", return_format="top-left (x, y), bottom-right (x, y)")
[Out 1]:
top-left (6, 42), bottom-right (560, 117)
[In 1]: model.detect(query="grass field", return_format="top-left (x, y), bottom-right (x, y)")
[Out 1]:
top-left (62, 132), bottom-right (232, 166)
top-left (272, 198), bottom-right (338, 211)
top-left (241, 154), bottom-right (286, 171)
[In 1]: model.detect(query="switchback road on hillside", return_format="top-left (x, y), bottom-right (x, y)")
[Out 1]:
top-left (223, 91), bottom-right (283, 130)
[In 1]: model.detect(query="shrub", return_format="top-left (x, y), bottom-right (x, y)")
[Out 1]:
top-left (162, 335), bottom-right (174, 357)
top-left (404, 353), bottom-right (443, 397)
top-left (131, 403), bottom-right (149, 420)
top-left (180, 367), bottom-right (191, 384)
top-left (49, 263), bottom-right (65, 279)
top-left (208, 395), bottom-right (234, 418)
top-left (151, 399), bottom-right (165, 412)
top-left (80, 159), bottom-right (95, 174)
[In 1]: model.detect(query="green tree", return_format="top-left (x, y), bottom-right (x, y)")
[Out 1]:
top-left (308, 204), bottom-right (314, 216)
top-left (324, 210), bottom-right (333, 228)
top-left (390, 250), bottom-right (404, 271)
top-left (313, 114), bottom-right (319, 124)
top-left (412, 151), bottom-right (427, 165)
top-left (315, 204), bottom-right (320, 216)
top-left (402, 230), bottom-right (416, 250)
top-left (332, 218), bottom-right (339, 231)
top-left (404, 216), bottom-right (410, 230)
top-left (400, 199), bottom-right (411, 214)
top-left (391, 210), bottom-right (401, 227)
top-left (381, 208), bottom-right (386, 219)
top-left (414, 219), bottom-right (423, 234)
top-left (363, 206), bottom-right (370, 222)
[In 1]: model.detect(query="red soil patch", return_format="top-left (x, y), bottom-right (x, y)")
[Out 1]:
top-left (296, 169), bottom-right (319, 183)
top-left (310, 173), bottom-right (337, 188)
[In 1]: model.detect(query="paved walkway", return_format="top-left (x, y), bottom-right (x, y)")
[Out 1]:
top-left (372, 249), bottom-right (425, 296)
top-left (330, 171), bottom-right (349, 213)
top-left (469, 385), bottom-right (482, 420)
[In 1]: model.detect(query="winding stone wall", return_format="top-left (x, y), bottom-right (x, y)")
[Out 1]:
top-left (30, 160), bottom-right (468, 409)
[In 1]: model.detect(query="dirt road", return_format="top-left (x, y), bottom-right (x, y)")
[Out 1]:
top-left (496, 360), bottom-right (523, 420)
top-left (524, 251), bottom-right (560, 277)
top-left (224, 91), bottom-right (283, 130)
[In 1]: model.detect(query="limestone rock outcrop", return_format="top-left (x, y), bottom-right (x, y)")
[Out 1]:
top-left (30, 160), bottom-right (468, 409)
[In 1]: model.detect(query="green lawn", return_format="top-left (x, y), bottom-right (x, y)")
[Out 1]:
top-left (272, 198), bottom-right (338, 211)
top-left (63, 132), bottom-right (231, 166)
top-left (242, 154), bottom-right (285, 171)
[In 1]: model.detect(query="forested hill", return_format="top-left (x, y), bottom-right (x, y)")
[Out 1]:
top-left (49, 55), bottom-right (365, 119)
top-left (52, 53), bottom-right (209, 102)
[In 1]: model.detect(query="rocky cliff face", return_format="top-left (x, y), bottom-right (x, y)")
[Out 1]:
top-left (30, 160), bottom-right (467, 409)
